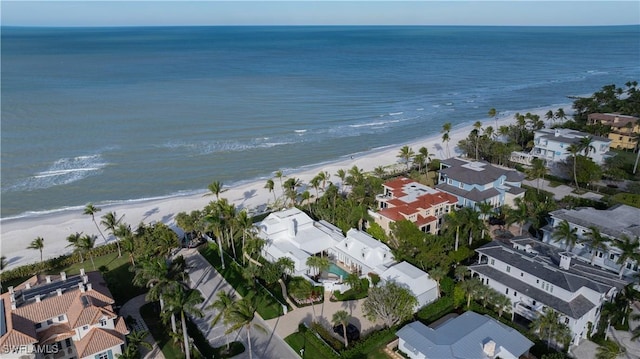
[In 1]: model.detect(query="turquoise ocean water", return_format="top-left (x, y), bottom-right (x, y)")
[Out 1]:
top-left (1, 26), bottom-right (639, 218)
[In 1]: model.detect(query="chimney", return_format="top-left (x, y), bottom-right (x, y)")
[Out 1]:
top-left (560, 253), bottom-right (572, 270)
top-left (483, 340), bottom-right (496, 357)
top-left (56, 288), bottom-right (63, 296)
top-left (35, 295), bottom-right (41, 303)
top-left (86, 283), bottom-right (92, 291)
top-left (78, 282), bottom-right (85, 293)
top-left (8, 286), bottom-right (14, 295)
top-left (554, 129), bottom-right (560, 137)
top-left (25, 283), bottom-right (31, 289)
top-left (80, 268), bottom-right (85, 276)
top-left (9, 294), bottom-right (15, 303)
top-left (60, 272), bottom-right (67, 281)
top-left (46, 275), bottom-right (51, 283)
top-left (83, 275), bottom-right (88, 284)
top-left (11, 302), bottom-right (16, 310)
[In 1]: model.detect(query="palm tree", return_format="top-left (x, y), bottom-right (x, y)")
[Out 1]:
top-left (208, 290), bottom-right (236, 349)
top-left (613, 235), bottom-right (640, 279)
top-left (306, 255), bottom-right (330, 280)
top-left (274, 170), bottom-right (285, 195)
top-left (66, 232), bottom-right (85, 262)
top-left (335, 169), bottom-right (347, 194)
top-left (460, 278), bottom-right (481, 308)
top-left (429, 266), bottom-right (448, 295)
top-left (442, 122), bottom-right (452, 158)
top-left (493, 293), bottom-right (512, 319)
top-left (488, 108), bottom-right (498, 129)
top-left (165, 286), bottom-right (204, 359)
top-left (264, 179), bottom-right (276, 202)
top-left (545, 110), bottom-right (555, 126)
top-left (527, 158), bottom-right (547, 194)
top-left (506, 198), bottom-right (529, 236)
top-left (454, 265), bottom-right (469, 282)
top-left (317, 170), bottom-right (330, 192)
top-left (75, 234), bottom-right (97, 270)
top-left (373, 165), bottom-right (386, 178)
top-left (0, 256), bottom-right (6, 290)
top-left (554, 108), bottom-right (567, 122)
top-left (397, 145), bottom-right (415, 172)
top-left (207, 180), bottom-right (224, 200)
top-left (332, 310), bottom-right (352, 348)
top-left (101, 211), bottom-right (123, 257)
top-left (567, 143), bottom-right (582, 190)
top-left (125, 330), bottom-right (152, 356)
top-left (579, 136), bottom-right (596, 157)
top-left (284, 177), bottom-right (302, 207)
top-left (477, 201), bottom-right (493, 239)
top-left (552, 220), bottom-right (579, 252)
top-left (84, 203), bottom-right (107, 243)
top-left (530, 308), bottom-right (561, 349)
top-left (27, 236), bottom-right (45, 263)
top-left (472, 121), bottom-right (483, 160)
top-left (583, 226), bottom-right (610, 265)
top-left (225, 293), bottom-right (267, 359)
top-left (596, 341), bottom-right (625, 359)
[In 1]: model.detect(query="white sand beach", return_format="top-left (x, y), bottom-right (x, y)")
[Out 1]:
top-left (0, 105), bottom-right (567, 270)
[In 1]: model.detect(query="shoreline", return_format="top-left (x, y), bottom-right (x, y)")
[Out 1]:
top-left (0, 103), bottom-right (571, 270)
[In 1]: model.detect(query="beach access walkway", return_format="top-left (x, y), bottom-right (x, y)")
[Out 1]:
top-left (119, 294), bottom-right (166, 359)
top-left (181, 248), bottom-right (300, 359)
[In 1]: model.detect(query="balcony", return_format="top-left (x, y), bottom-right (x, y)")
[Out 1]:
top-left (514, 302), bottom-right (543, 321)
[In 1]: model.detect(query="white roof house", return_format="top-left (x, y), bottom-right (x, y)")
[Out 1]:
top-left (257, 208), bottom-right (344, 275)
top-left (329, 229), bottom-right (395, 276)
top-left (397, 312), bottom-right (533, 359)
top-left (531, 128), bottom-right (612, 165)
top-left (380, 261), bottom-right (439, 309)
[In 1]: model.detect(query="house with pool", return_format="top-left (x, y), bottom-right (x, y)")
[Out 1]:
top-left (256, 207), bottom-right (345, 277)
top-left (256, 209), bottom-right (395, 282)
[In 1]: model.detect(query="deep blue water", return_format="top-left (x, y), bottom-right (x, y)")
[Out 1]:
top-left (1, 26), bottom-right (639, 218)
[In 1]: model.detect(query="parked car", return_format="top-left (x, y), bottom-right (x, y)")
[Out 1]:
top-left (333, 323), bottom-right (360, 341)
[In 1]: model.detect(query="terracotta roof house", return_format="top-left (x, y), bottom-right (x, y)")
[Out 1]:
top-left (588, 113), bottom-right (640, 150)
top-left (469, 238), bottom-right (626, 347)
top-left (371, 177), bottom-right (457, 235)
top-left (0, 270), bottom-right (129, 359)
top-left (436, 158), bottom-right (525, 209)
top-left (397, 311), bottom-right (533, 359)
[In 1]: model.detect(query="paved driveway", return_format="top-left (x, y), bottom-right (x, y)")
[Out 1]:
top-left (181, 249), bottom-right (299, 359)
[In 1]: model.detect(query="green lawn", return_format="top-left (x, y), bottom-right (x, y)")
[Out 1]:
top-left (199, 244), bottom-right (284, 319)
top-left (285, 331), bottom-right (338, 359)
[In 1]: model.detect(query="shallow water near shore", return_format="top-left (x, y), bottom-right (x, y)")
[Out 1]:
top-left (2, 25), bottom-right (639, 218)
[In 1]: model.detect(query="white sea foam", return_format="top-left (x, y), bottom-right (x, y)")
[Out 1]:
top-left (294, 129), bottom-right (307, 133)
top-left (5, 154), bottom-right (108, 192)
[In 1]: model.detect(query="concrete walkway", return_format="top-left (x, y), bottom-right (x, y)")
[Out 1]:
top-left (523, 178), bottom-right (603, 201)
top-left (119, 294), bottom-right (166, 359)
top-left (265, 291), bottom-right (382, 341)
top-left (181, 248), bottom-right (299, 359)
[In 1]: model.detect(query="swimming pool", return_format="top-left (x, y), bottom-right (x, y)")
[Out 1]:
top-left (327, 263), bottom-right (351, 278)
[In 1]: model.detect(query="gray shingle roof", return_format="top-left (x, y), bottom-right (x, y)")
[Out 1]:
top-left (397, 312), bottom-right (533, 359)
top-left (550, 204), bottom-right (640, 239)
top-left (474, 240), bottom-right (621, 293)
top-left (439, 159), bottom-right (522, 186)
top-left (469, 264), bottom-right (595, 319)
top-left (435, 183), bottom-right (500, 203)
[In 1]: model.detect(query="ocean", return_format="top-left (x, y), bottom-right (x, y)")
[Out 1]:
top-left (1, 26), bottom-right (639, 218)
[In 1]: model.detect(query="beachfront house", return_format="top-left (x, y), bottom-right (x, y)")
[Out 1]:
top-left (531, 128), bottom-right (612, 165)
top-left (371, 177), bottom-right (457, 235)
top-left (380, 261), bottom-right (439, 309)
top-left (0, 270), bottom-right (129, 359)
top-left (588, 113), bottom-right (639, 150)
top-left (436, 157), bottom-right (525, 209)
top-left (329, 229), bottom-right (395, 277)
top-left (541, 204), bottom-right (640, 277)
top-left (396, 311), bottom-right (533, 359)
top-left (469, 238), bottom-right (626, 346)
top-left (256, 207), bottom-right (344, 276)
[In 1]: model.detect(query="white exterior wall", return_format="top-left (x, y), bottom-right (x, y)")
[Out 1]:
top-left (416, 287), bottom-right (439, 309)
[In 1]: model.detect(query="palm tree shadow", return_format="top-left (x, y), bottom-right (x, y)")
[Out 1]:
top-left (143, 207), bottom-right (159, 221)
top-left (6, 256), bottom-right (23, 266)
top-left (341, 300), bottom-right (357, 316)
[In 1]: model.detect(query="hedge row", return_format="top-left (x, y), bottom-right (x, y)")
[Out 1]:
top-left (416, 296), bottom-right (455, 324)
top-left (310, 321), bottom-right (344, 352)
top-left (1, 242), bottom-right (119, 283)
